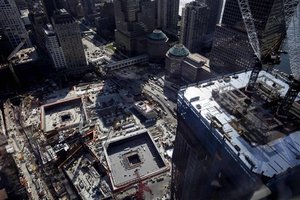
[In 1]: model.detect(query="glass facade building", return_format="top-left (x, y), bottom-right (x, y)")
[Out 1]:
top-left (210, 0), bottom-right (287, 74)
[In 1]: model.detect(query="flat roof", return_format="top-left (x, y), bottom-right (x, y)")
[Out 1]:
top-left (11, 47), bottom-right (38, 65)
top-left (41, 97), bottom-right (87, 133)
top-left (134, 101), bottom-right (154, 113)
top-left (179, 71), bottom-right (300, 177)
top-left (104, 130), bottom-right (167, 190)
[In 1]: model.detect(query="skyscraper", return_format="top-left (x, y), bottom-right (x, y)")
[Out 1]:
top-left (52, 9), bottom-right (87, 73)
top-left (171, 71), bottom-right (300, 200)
top-left (0, 0), bottom-right (31, 48)
top-left (180, 1), bottom-right (209, 54)
top-left (210, 0), bottom-right (286, 74)
top-left (41, 0), bottom-right (64, 22)
top-left (205, 0), bottom-right (223, 34)
top-left (114, 0), bottom-right (156, 56)
top-left (44, 24), bottom-right (67, 70)
top-left (157, 0), bottom-right (180, 36)
top-left (165, 44), bottom-right (190, 81)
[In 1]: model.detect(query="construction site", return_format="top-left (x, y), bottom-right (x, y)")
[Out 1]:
top-left (172, 68), bottom-right (300, 199)
top-left (0, 74), bottom-right (175, 199)
top-left (171, 0), bottom-right (300, 198)
top-left (104, 130), bottom-right (168, 190)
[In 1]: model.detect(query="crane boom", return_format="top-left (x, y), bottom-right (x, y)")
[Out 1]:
top-left (237, 0), bottom-right (261, 60)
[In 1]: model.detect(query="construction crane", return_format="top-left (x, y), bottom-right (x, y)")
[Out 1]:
top-left (134, 170), bottom-right (153, 200)
top-left (237, 0), bottom-right (300, 92)
top-left (7, 37), bottom-right (28, 85)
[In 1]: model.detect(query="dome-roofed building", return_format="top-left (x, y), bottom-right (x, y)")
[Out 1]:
top-left (165, 44), bottom-right (190, 81)
top-left (147, 29), bottom-right (169, 63)
top-left (168, 44), bottom-right (190, 58)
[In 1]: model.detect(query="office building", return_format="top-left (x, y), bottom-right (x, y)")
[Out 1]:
top-left (44, 24), bottom-right (66, 70)
top-left (81, 0), bottom-right (95, 18)
top-left (65, 0), bottom-right (84, 18)
top-left (114, 0), bottom-right (156, 56)
top-left (147, 29), bottom-right (169, 63)
top-left (165, 44), bottom-right (189, 81)
top-left (206, 0), bottom-right (223, 34)
top-left (0, 0), bottom-right (31, 48)
top-left (31, 9), bottom-right (48, 51)
top-left (180, 1), bottom-right (209, 54)
top-left (95, 2), bottom-right (115, 40)
top-left (210, 0), bottom-right (287, 74)
top-left (52, 9), bottom-right (87, 73)
top-left (41, 0), bottom-right (64, 22)
top-left (0, 31), bottom-right (12, 65)
top-left (172, 70), bottom-right (300, 199)
top-left (181, 53), bottom-right (214, 83)
top-left (157, 0), bottom-right (180, 36)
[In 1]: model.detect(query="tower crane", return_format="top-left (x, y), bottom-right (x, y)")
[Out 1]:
top-left (237, 0), bottom-right (300, 93)
top-left (134, 169), bottom-right (153, 200)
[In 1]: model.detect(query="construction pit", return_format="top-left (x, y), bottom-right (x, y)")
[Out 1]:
top-left (40, 97), bottom-right (87, 136)
top-left (103, 130), bottom-right (168, 191)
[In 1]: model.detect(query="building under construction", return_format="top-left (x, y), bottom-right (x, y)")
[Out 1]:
top-left (171, 70), bottom-right (300, 199)
top-left (104, 130), bottom-right (168, 191)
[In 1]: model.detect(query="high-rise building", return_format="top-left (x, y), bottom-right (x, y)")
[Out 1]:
top-left (172, 70), bottom-right (300, 200)
top-left (81, 0), bottom-right (95, 18)
top-left (180, 1), bottom-right (209, 54)
top-left (41, 0), bottom-right (64, 22)
top-left (0, 0), bottom-right (31, 48)
top-left (0, 30), bottom-right (12, 64)
top-left (181, 53), bottom-right (214, 83)
top-left (205, 0), bottom-right (223, 34)
top-left (147, 29), bottom-right (169, 63)
top-left (157, 0), bottom-right (179, 36)
top-left (44, 24), bottom-right (66, 70)
top-left (165, 44), bottom-right (189, 81)
top-left (114, 0), bottom-right (156, 56)
top-left (95, 2), bottom-right (115, 40)
top-left (31, 8), bottom-right (48, 51)
top-left (65, 0), bottom-right (84, 18)
top-left (210, 0), bottom-right (286, 74)
top-left (52, 9), bottom-right (87, 73)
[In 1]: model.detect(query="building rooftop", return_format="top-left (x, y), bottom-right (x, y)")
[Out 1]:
top-left (134, 101), bottom-right (153, 114)
top-left (11, 47), bottom-right (38, 65)
top-left (148, 29), bottom-right (168, 41)
top-left (53, 9), bottom-right (75, 24)
top-left (168, 44), bottom-right (190, 58)
top-left (104, 130), bottom-right (168, 190)
top-left (41, 97), bottom-right (87, 134)
top-left (187, 53), bottom-right (209, 65)
top-left (179, 71), bottom-right (300, 178)
top-left (44, 24), bottom-right (55, 36)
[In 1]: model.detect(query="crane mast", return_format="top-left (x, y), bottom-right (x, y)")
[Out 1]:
top-left (237, 0), bottom-right (300, 93)
top-left (237, 0), bottom-right (262, 92)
